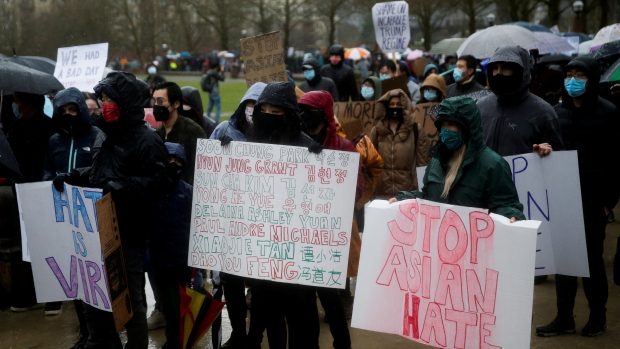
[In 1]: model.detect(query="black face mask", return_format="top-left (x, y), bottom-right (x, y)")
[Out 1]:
top-left (153, 105), bottom-right (171, 121)
top-left (386, 107), bottom-right (404, 120)
top-left (252, 111), bottom-right (287, 143)
top-left (489, 74), bottom-right (522, 96)
top-left (166, 162), bottom-right (184, 182)
top-left (301, 109), bottom-right (325, 133)
top-left (61, 113), bottom-right (79, 130)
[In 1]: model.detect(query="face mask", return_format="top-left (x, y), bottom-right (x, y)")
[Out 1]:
top-left (11, 102), bottom-right (21, 119)
top-left (386, 107), bottom-right (403, 120)
top-left (148, 66), bottom-right (157, 75)
top-left (440, 128), bottom-right (464, 150)
top-left (489, 74), bottom-right (520, 96)
top-left (252, 111), bottom-right (287, 142)
top-left (564, 77), bottom-right (587, 98)
top-left (301, 109), bottom-right (325, 133)
top-left (245, 105), bottom-right (254, 124)
top-left (361, 86), bottom-right (374, 100)
top-left (166, 162), bottom-right (184, 182)
top-left (303, 69), bottom-right (316, 81)
top-left (102, 103), bottom-right (121, 123)
top-left (448, 64), bottom-right (456, 70)
top-left (453, 68), bottom-right (463, 83)
top-left (379, 73), bottom-right (391, 81)
top-left (423, 89), bottom-right (438, 101)
top-left (153, 105), bottom-right (171, 121)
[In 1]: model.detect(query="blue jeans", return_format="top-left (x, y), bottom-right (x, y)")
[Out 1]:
top-left (207, 93), bottom-right (222, 124)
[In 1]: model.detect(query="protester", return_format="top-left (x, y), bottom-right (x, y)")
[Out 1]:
top-left (299, 57), bottom-right (339, 100)
top-left (537, 56), bottom-right (620, 338)
top-left (415, 73), bottom-right (447, 167)
top-left (478, 46), bottom-right (563, 157)
top-left (359, 76), bottom-right (382, 101)
top-left (180, 86), bottom-right (215, 137)
top-left (447, 55), bottom-right (485, 97)
top-left (370, 89), bottom-right (418, 199)
top-left (144, 63), bottom-right (166, 92)
top-left (245, 82), bottom-right (321, 349)
top-left (320, 44), bottom-right (359, 102)
top-left (211, 82), bottom-right (266, 143)
top-left (201, 60), bottom-right (225, 123)
top-left (378, 60), bottom-right (398, 81)
top-left (153, 82), bottom-right (206, 184)
top-left (391, 97), bottom-right (525, 222)
top-left (422, 63), bottom-right (439, 81)
top-left (397, 60), bottom-right (421, 104)
top-left (83, 92), bottom-right (102, 120)
top-left (419, 73), bottom-right (447, 104)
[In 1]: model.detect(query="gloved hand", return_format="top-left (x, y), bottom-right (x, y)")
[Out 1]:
top-left (219, 134), bottom-right (233, 146)
top-left (308, 143), bottom-right (323, 154)
top-left (103, 180), bottom-right (126, 197)
top-left (52, 171), bottom-right (79, 192)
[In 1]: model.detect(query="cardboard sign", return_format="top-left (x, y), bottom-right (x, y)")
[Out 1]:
top-left (96, 193), bottom-right (133, 331)
top-left (372, 1), bottom-right (411, 53)
top-left (188, 140), bottom-right (359, 289)
top-left (352, 199), bottom-right (539, 348)
top-left (334, 101), bottom-right (379, 137)
top-left (240, 32), bottom-right (287, 86)
top-left (416, 151), bottom-right (588, 277)
top-left (381, 74), bottom-right (409, 97)
top-left (54, 43), bottom-right (109, 92)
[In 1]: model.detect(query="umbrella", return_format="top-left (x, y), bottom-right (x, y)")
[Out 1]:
top-left (578, 39), bottom-right (595, 55)
top-left (537, 54), bottom-right (571, 66)
top-left (429, 38), bottom-right (466, 55)
top-left (559, 32), bottom-right (590, 43)
top-left (0, 59), bottom-right (64, 95)
top-left (592, 23), bottom-right (620, 46)
top-left (344, 47), bottom-right (370, 61)
top-left (533, 32), bottom-right (576, 55)
top-left (406, 49), bottom-right (424, 61)
top-left (5, 56), bottom-right (56, 75)
top-left (0, 130), bottom-right (21, 178)
top-left (457, 24), bottom-right (537, 59)
top-left (179, 286), bottom-right (224, 349)
top-left (511, 21), bottom-right (552, 33)
top-left (592, 40), bottom-right (620, 61)
top-left (601, 57), bottom-right (620, 83)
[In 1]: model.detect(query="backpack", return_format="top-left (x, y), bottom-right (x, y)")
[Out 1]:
top-left (201, 74), bottom-right (214, 93)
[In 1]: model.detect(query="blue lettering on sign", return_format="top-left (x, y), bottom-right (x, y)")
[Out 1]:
top-left (53, 186), bottom-right (73, 225)
top-left (511, 156), bottom-right (528, 185)
top-left (527, 190), bottom-right (550, 221)
top-left (53, 186), bottom-right (102, 232)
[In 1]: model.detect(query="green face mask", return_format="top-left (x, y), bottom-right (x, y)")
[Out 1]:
top-left (440, 128), bottom-right (463, 150)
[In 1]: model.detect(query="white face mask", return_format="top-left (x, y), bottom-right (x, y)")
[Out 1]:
top-left (147, 66), bottom-right (157, 75)
top-left (245, 105), bottom-right (254, 124)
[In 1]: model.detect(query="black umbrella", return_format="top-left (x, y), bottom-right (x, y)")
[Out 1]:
top-left (592, 40), bottom-right (620, 61)
top-left (0, 130), bottom-right (21, 178)
top-left (5, 55), bottom-right (56, 75)
top-left (0, 59), bottom-right (64, 95)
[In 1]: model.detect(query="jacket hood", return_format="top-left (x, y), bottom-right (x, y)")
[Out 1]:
top-left (375, 89), bottom-right (416, 135)
top-left (487, 46), bottom-right (532, 102)
top-left (377, 88), bottom-right (413, 111)
top-left (329, 45), bottom-right (345, 59)
top-left (229, 82), bottom-right (267, 128)
top-left (94, 71), bottom-right (151, 121)
top-left (561, 56), bottom-right (601, 107)
top-left (363, 76), bottom-right (383, 100)
top-left (302, 58), bottom-right (322, 84)
top-left (181, 86), bottom-right (204, 117)
top-left (434, 96), bottom-right (484, 154)
top-left (298, 90), bottom-right (336, 145)
top-left (52, 87), bottom-right (91, 128)
top-left (421, 73), bottom-right (448, 99)
top-left (255, 82), bottom-right (299, 114)
top-left (165, 142), bottom-right (187, 163)
top-left (423, 63), bottom-right (439, 77)
top-left (241, 82), bottom-right (267, 104)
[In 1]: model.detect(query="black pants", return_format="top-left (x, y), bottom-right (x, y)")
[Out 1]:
top-left (555, 206), bottom-right (608, 322)
top-left (222, 273), bottom-right (247, 342)
top-left (318, 287), bottom-right (351, 349)
top-left (152, 265), bottom-right (189, 349)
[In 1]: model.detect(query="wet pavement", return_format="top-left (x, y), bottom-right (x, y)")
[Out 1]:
top-left (3, 214), bottom-right (620, 348)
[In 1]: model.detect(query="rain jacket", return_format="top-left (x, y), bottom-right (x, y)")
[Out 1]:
top-left (91, 72), bottom-right (169, 247)
top-left (181, 86), bottom-right (215, 137)
top-left (478, 46), bottom-right (564, 156)
top-left (397, 97), bottom-right (525, 220)
top-left (555, 56), bottom-right (620, 209)
top-left (43, 87), bottom-right (105, 180)
top-left (361, 76), bottom-right (383, 101)
top-left (415, 74), bottom-right (447, 166)
top-left (320, 45), bottom-right (359, 102)
top-left (211, 82), bottom-right (267, 142)
top-left (299, 58), bottom-right (339, 100)
top-left (447, 76), bottom-right (485, 98)
top-left (370, 89), bottom-right (418, 198)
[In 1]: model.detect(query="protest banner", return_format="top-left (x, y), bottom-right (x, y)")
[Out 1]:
top-left (352, 199), bottom-right (539, 348)
top-left (188, 140), bottom-right (359, 289)
top-left (416, 150), bottom-right (588, 277)
top-left (381, 74), bottom-right (409, 97)
top-left (372, 1), bottom-right (410, 53)
top-left (333, 101), bottom-right (379, 137)
top-left (240, 32), bottom-right (287, 87)
top-left (54, 43), bottom-right (109, 92)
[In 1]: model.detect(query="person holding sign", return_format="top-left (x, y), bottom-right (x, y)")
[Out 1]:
top-left (320, 44), bottom-right (359, 102)
top-left (392, 97), bottom-right (525, 222)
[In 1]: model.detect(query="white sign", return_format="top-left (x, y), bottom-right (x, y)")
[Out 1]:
top-left (416, 151), bottom-right (588, 277)
top-left (188, 140), bottom-right (360, 289)
top-left (16, 182), bottom-right (112, 312)
top-left (352, 199), bottom-right (539, 348)
top-left (54, 43), bottom-right (109, 92)
top-left (372, 1), bottom-right (411, 53)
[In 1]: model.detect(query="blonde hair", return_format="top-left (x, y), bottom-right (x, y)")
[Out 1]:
top-left (441, 145), bottom-right (467, 199)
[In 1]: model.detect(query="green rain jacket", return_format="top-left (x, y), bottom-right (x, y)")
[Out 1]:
top-left (396, 97), bottom-right (525, 220)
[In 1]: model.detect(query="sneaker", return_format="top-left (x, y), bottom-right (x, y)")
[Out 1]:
top-left (10, 303), bottom-right (43, 312)
top-left (581, 320), bottom-right (606, 337)
top-left (44, 301), bottom-right (63, 316)
top-left (536, 316), bottom-right (576, 337)
top-left (147, 309), bottom-right (166, 330)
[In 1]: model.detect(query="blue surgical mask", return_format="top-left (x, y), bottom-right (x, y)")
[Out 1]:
top-left (448, 64), bottom-right (456, 70)
top-left (303, 69), bottom-right (316, 81)
top-left (361, 86), bottom-right (374, 100)
top-left (423, 89), bottom-right (438, 101)
top-left (453, 68), bottom-right (463, 83)
top-left (379, 73), bottom-right (391, 81)
top-left (564, 77), bottom-right (587, 97)
top-left (147, 66), bottom-right (157, 75)
top-left (440, 128), bottom-right (463, 150)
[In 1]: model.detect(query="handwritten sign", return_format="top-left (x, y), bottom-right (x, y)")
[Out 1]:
top-left (416, 151), bottom-right (588, 277)
top-left (240, 32), bottom-right (287, 87)
top-left (54, 43), bottom-right (109, 92)
top-left (352, 199), bottom-right (539, 348)
top-left (334, 101), bottom-right (379, 137)
top-left (16, 182), bottom-right (111, 311)
top-left (372, 1), bottom-right (411, 53)
top-left (188, 140), bottom-right (359, 289)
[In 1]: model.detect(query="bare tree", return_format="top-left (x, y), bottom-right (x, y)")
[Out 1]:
top-left (411, 0), bottom-right (449, 50)
top-left (188, 0), bottom-right (244, 51)
top-left (455, 0), bottom-right (494, 35)
top-left (313, 0), bottom-right (350, 46)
